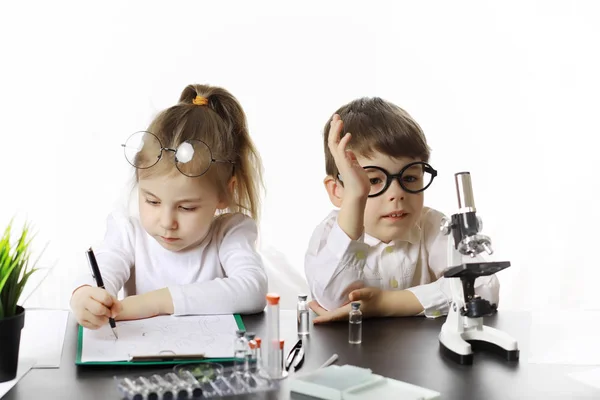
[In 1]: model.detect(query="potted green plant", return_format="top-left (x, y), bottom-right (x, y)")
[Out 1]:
top-left (0, 220), bottom-right (40, 382)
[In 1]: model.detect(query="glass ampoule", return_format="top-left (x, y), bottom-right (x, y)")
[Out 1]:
top-left (297, 295), bottom-right (310, 335)
top-left (348, 302), bottom-right (362, 344)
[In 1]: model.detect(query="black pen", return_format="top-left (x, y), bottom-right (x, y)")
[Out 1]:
top-left (86, 247), bottom-right (118, 339)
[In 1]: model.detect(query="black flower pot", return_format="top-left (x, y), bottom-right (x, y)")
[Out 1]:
top-left (0, 306), bottom-right (25, 382)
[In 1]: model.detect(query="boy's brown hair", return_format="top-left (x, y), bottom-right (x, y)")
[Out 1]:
top-left (323, 97), bottom-right (430, 178)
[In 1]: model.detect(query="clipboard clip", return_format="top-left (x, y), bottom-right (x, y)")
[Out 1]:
top-left (128, 350), bottom-right (205, 362)
top-left (285, 339), bottom-right (304, 371)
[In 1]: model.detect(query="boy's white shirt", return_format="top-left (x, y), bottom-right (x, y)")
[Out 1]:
top-left (73, 211), bottom-right (268, 315)
top-left (304, 207), bottom-right (499, 316)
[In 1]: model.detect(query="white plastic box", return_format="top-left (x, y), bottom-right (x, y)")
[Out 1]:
top-left (289, 365), bottom-right (441, 400)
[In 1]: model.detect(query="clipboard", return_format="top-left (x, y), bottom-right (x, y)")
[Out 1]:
top-left (75, 314), bottom-right (246, 366)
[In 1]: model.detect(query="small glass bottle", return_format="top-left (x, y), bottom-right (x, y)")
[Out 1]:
top-left (297, 294), bottom-right (310, 335)
top-left (348, 302), bottom-right (362, 344)
top-left (233, 329), bottom-right (248, 374)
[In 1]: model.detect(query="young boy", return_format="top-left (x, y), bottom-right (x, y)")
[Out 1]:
top-left (304, 97), bottom-right (499, 323)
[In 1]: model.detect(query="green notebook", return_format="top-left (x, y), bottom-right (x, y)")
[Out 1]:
top-left (76, 314), bottom-right (245, 366)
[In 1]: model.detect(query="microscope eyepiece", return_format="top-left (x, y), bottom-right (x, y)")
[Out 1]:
top-left (455, 172), bottom-right (476, 212)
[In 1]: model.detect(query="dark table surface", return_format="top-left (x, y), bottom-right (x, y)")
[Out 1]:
top-left (4, 310), bottom-right (599, 400)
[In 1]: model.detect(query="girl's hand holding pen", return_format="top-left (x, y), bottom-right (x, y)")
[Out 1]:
top-left (70, 286), bottom-right (123, 330)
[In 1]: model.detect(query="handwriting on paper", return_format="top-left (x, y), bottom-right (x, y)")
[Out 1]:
top-left (81, 314), bottom-right (238, 362)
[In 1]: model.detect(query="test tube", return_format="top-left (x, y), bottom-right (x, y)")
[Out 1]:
top-left (255, 337), bottom-right (262, 370)
top-left (245, 332), bottom-right (257, 373)
top-left (247, 340), bottom-right (258, 373)
top-left (265, 293), bottom-right (280, 378)
top-left (171, 371), bottom-right (203, 398)
top-left (278, 340), bottom-right (285, 375)
top-left (149, 374), bottom-right (175, 400)
top-left (116, 377), bottom-right (144, 400)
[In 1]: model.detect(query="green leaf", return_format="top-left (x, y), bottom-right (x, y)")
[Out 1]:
top-left (0, 219), bottom-right (42, 318)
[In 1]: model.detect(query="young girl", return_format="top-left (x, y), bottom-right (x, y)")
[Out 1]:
top-left (70, 84), bottom-right (268, 330)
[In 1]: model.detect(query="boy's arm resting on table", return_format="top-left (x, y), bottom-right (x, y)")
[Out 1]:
top-left (304, 211), bottom-right (370, 311)
top-left (408, 263), bottom-right (500, 318)
top-left (168, 214), bottom-right (268, 316)
top-left (311, 287), bottom-right (424, 323)
top-left (71, 212), bottom-right (134, 297)
top-left (378, 290), bottom-right (424, 317)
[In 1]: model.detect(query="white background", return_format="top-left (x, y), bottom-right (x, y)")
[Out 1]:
top-left (1, 1), bottom-right (599, 310)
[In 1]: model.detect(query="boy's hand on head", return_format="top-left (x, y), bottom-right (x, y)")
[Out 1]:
top-left (310, 287), bottom-right (384, 324)
top-left (70, 285), bottom-right (123, 330)
top-left (328, 114), bottom-right (371, 201)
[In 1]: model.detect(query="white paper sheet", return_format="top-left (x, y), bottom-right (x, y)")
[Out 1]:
top-left (19, 309), bottom-right (69, 368)
top-left (0, 358), bottom-right (35, 398)
top-left (528, 309), bottom-right (600, 365)
top-left (568, 367), bottom-right (600, 390)
top-left (81, 314), bottom-right (239, 362)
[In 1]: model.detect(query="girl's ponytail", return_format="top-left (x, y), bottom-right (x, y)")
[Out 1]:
top-left (178, 84), bottom-right (264, 222)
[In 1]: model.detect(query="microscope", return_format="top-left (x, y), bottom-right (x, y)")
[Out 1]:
top-left (438, 171), bottom-right (520, 365)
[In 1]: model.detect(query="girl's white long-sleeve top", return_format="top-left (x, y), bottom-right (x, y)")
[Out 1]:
top-left (304, 207), bottom-right (499, 316)
top-left (73, 211), bottom-right (268, 315)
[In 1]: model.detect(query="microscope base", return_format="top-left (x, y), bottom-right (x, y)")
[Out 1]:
top-left (439, 323), bottom-right (520, 365)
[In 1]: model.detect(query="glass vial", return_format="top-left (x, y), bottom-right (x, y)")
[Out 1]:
top-left (166, 372), bottom-right (200, 399)
top-left (348, 302), bottom-right (362, 344)
top-left (297, 294), bottom-right (310, 335)
top-left (234, 329), bottom-right (248, 374)
top-left (149, 374), bottom-right (174, 400)
top-left (116, 377), bottom-right (145, 400)
top-left (135, 377), bottom-right (160, 400)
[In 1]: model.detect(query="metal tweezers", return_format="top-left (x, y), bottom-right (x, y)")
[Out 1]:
top-left (285, 339), bottom-right (305, 371)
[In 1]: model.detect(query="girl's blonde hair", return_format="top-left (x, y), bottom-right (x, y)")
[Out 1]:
top-left (137, 84), bottom-right (264, 221)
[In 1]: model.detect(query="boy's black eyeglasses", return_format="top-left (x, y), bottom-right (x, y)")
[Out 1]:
top-left (338, 161), bottom-right (437, 197)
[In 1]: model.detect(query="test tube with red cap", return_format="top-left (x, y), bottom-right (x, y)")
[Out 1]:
top-left (255, 337), bottom-right (262, 369)
top-left (277, 339), bottom-right (285, 376)
top-left (266, 293), bottom-right (280, 378)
